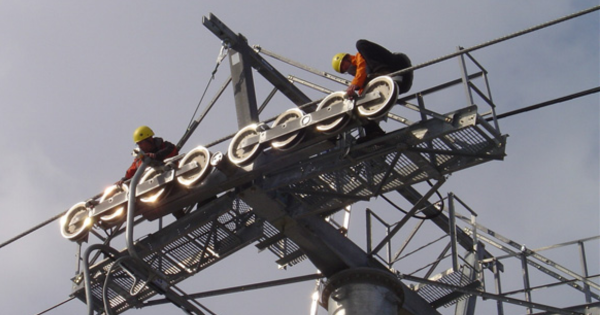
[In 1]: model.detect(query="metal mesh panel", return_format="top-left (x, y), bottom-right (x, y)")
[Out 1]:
top-left (285, 149), bottom-right (433, 212)
top-left (382, 152), bottom-right (429, 190)
top-left (445, 126), bottom-right (491, 153)
top-left (417, 138), bottom-right (454, 166)
top-left (259, 221), bottom-right (307, 267)
top-left (414, 125), bottom-right (500, 173)
top-left (414, 266), bottom-right (476, 307)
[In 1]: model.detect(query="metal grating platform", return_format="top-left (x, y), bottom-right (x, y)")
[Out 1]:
top-left (259, 114), bottom-right (506, 220)
top-left (73, 194), bottom-right (262, 314)
top-left (413, 267), bottom-right (478, 308)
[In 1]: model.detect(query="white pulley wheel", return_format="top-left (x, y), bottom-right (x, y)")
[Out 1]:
top-left (228, 124), bottom-right (263, 165)
top-left (177, 145), bottom-right (211, 186)
top-left (315, 91), bottom-right (350, 134)
top-left (356, 76), bottom-right (398, 120)
top-left (98, 184), bottom-right (128, 223)
top-left (140, 168), bottom-right (170, 203)
top-left (60, 202), bottom-right (92, 241)
top-left (270, 108), bottom-right (305, 150)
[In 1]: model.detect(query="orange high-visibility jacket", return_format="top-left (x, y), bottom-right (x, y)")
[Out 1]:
top-left (123, 137), bottom-right (179, 180)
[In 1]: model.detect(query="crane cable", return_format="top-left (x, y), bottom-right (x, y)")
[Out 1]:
top-left (35, 297), bottom-right (76, 315)
top-left (488, 86), bottom-right (600, 121)
top-left (0, 210), bottom-right (66, 249)
top-left (386, 5), bottom-right (600, 78)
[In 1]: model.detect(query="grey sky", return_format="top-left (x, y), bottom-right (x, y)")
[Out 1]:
top-left (0, 1), bottom-right (598, 314)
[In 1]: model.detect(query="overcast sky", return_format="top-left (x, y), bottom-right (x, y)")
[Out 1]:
top-left (0, 1), bottom-right (598, 315)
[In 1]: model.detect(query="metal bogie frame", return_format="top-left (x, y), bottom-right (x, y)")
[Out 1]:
top-left (60, 12), bottom-right (600, 315)
top-left (60, 147), bottom-right (213, 242)
top-left (228, 77), bottom-right (399, 164)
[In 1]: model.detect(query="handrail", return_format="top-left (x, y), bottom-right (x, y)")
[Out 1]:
top-left (126, 157), bottom-right (148, 261)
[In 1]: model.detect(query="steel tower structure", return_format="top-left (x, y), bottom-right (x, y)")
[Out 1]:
top-left (58, 13), bottom-right (599, 315)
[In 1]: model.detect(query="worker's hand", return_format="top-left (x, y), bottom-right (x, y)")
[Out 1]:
top-left (115, 179), bottom-right (124, 187)
top-left (146, 153), bottom-right (156, 159)
top-left (345, 84), bottom-right (359, 99)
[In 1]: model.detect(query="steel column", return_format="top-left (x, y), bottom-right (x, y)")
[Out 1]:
top-left (323, 268), bottom-right (404, 315)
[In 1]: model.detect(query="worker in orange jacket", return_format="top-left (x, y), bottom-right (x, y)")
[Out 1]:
top-left (116, 125), bottom-right (179, 186)
top-left (332, 39), bottom-right (413, 98)
top-left (331, 40), bottom-right (413, 142)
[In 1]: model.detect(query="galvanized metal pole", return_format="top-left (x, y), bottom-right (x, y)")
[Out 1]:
top-left (323, 268), bottom-right (405, 315)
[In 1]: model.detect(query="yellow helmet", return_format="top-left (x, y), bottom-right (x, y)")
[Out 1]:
top-left (331, 53), bottom-right (349, 73)
top-left (133, 125), bottom-right (154, 143)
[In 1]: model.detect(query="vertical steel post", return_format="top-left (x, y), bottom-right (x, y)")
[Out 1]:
top-left (75, 242), bottom-right (82, 276)
top-left (457, 47), bottom-right (475, 106)
top-left (455, 252), bottom-right (478, 315)
top-left (448, 193), bottom-right (459, 272)
top-left (470, 214), bottom-right (479, 261)
top-left (386, 225), bottom-right (392, 269)
top-left (481, 71), bottom-right (501, 132)
top-left (520, 251), bottom-right (533, 314)
top-left (578, 241), bottom-right (592, 303)
top-left (366, 209), bottom-right (372, 254)
top-left (492, 259), bottom-right (505, 315)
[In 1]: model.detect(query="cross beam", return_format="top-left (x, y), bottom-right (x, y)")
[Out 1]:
top-left (202, 13), bottom-right (311, 128)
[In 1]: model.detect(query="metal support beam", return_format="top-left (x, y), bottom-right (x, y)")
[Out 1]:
top-left (370, 178), bottom-right (446, 255)
top-left (578, 241), bottom-right (592, 303)
top-left (462, 221), bottom-right (600, 298)
top-left (144, 274), bottom-right (323, 306)
top-left (396, 185), bottom-right (500, 267)
top-left (228, 48), bottom-right (259, 127)
top-left (239, 185), bottom-right (439, 315)
top-left (492, 260), bottom-right (505, 315)
top-left (520, 251), bottom-right (533, 314)
top-left (239, 184), bottom-right (378, 276)
top-left (202, 14), bottom-right (311, 128)
top-left (457, 47), bottom-right (475, 107)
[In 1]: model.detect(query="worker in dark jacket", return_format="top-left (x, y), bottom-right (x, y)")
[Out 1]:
top-left (116, 125), bottom-right (179, 186)
top-left (332, 39), bottom-right (413, 98)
